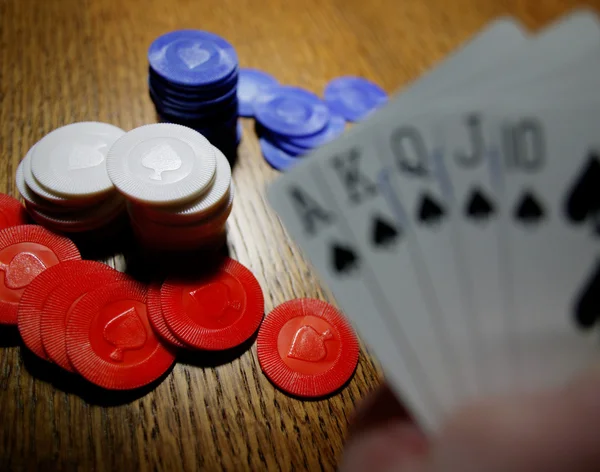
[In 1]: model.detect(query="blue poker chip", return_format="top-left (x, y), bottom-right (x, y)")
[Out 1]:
top-left (149, 67), bottom-right (238, 98)
top-left (150, 86), bottom-right (238, 116)
top-left (148, 30), bottom-right (238, 87)
top-left (238, 68), bottom-right (278, 117)
top-left (324, 76), bottom-right (387, 122)
top-left (286, 113), bottom-right (346, 148)
top-left (274, 139), bottom-right (308, 157)
top-left (254, 86), bottom-right (330, 138)
top-left (151, 93), bottom-right (238, 123)
top-left (260, 138), bottom-right (301, 171)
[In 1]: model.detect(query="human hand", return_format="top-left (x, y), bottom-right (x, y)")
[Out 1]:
top-left (340, 369), bottom-right (600, 471)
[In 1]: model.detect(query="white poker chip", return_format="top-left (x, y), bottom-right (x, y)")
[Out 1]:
top-left (16, 159), bottom-right (65, 212)
top-left (106, 123), bottom-right (217, 205)
top-left (31, 122), bottom-right (125, 198)
top-left (22, 146), bottom-right (71, 205)
top-left (134, 147), bottom-right (232, 224)
top-left (27, 194), bottom-right (126, 232)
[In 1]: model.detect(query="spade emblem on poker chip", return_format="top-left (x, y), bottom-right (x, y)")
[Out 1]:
top-left (103, 307), bottom-right (147, 362)
top-left (287, 326), bottom-right (333, 362)
top-left (332, 244), bottom-right (359, 274)
top-left (465, 188), bottom-right (495, 221)
top-left (68, 141), bottom-right (107, 170)
top-left (190, 282), bottom-right (241, 318)
top-left (0, 252), bottom-right (46, 289)
top-left (178, 44), bottom-right (211, 69)
top-left (514, 191), bottom-right (545, 224)
top-left (142, 143), bottom-right (182, 181)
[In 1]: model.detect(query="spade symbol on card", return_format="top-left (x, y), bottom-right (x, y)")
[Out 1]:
top-left (332, 244), bottom-right (359, 274)
top-left (564, 154), bottom-right (600, 226)
top-left (417, 193), bottom-right (445, 225)
top-left (465, 187), bottom-right (495, 221)
top-left (514, 191), bottom-right (545, 225)
top-left (372, 216), bottom-right (401, 248)
top-left (573, 260), bottom-right (600, 330)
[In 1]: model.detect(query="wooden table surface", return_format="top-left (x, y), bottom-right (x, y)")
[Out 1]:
top-left (0, 0), bottom-right (596, 470)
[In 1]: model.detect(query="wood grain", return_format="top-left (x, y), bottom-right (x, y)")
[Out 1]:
top-left (0, 0), bottom-right (597, 470)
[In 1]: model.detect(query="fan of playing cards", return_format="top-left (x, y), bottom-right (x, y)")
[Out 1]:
top-left (267, 9), bottom-right (600, 432)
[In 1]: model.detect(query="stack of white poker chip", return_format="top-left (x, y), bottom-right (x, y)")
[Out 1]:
top-left (16, 122), bottom-right (127, 235)
top-left (106, 123), bottom-right (233, 251)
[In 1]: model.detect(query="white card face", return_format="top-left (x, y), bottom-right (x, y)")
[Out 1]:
top-left (269, 161), bottom-right (440, 431)
top-left (433, 9), bottom-right (600, 111)
top-left (314, 135), bottom-right (467, 413)
top-left (492, 109), bottom-right (600, 393)
top-left (269, 18), bottom-right (530, 428)
top-left (372, 118), bottom-right (481, 402)
top-left (433, 115), bottom-right (514, 396)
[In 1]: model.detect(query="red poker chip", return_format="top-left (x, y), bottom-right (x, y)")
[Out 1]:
top-left (17, 260), bottom-right (111, 360)
top-left (41, 265), bottom-right (128, 372)
top-left (147, 284), bottom-right (187, 349)
top-left (0, 225), bottom-right (80, 324)
top-left (161, 257), bottom-right (264, 350)
top-left (257, 298), bottom-right (359, 398)
top-left (66, 280), bottom-right (176, 390)
top-left (0, 194), bottom-right (28, 230)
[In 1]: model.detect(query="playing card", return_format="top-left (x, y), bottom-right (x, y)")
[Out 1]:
top-left (491, 108), bottom-right (600, 393)
top-left (269, 165), bottom-right (442, 430)
top-left (314, 125), bottom-right (468, 412)
top-left (269, 20), bottom-right (524, 429)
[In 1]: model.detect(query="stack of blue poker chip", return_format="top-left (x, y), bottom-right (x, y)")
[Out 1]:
top-left (252, 85), bottom-right (347, 172)
top-left (148, 30), bottom-right (240, 158)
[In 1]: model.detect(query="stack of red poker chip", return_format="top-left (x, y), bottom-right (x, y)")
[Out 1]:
top-left (16, 258), bottom-right (176, 390)
top-left (16, 123), bottom-right (128, 236)
top-left (106, 123), bottom-right (234, 252)
top-left (148, 257), bottom-right (265, 351)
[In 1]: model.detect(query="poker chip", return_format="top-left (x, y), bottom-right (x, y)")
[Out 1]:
top-left (161, 258), bottom-right (264, 350)
top-left (148, 30), bottom-right (240, 158)
top-left (260, 138), bottom-right (301, 172)
top-left (41, 264), bottom-right (128, 371)
top-left (254, 86), bottom-right (330, 138)
top-left (16, 159), bottom-right (67, 213)
top-left (0, 225), bottom-right (80, 324)
top-left (131, 147), bottom-right (232, 224)
top-left (66, 280), bottom-right (176, 390)
top-left (18, 260), bottom-right (114, 361)
top-left (257, 298), bottom-right (359, 398)
top-left (30, 122), bottom-right (125, 198)
top-left (27, 195), bottom-right (125, 233)
top-left (0, 193), bottom-right (27, 230)
top-left (148, 30), bottom-right (238, 87)
top-left (267, 135), bottom-right (308, 157)
top-left (284, 113), bottom-right (346, 149)
top-left (147, 284), bottom-right (187, 348)
top-left (22, 147), bottom-right (73, 205)
top-left (238, 68), bottom-right (278, 117)
top-left (323, 76), bottom-right (387, 122)
top-left (106, 123), bottom-right (217, 205)
top-left (19, 135), bottom-right (126, 236)
top-left (128, 191), bottom-right (233, 251)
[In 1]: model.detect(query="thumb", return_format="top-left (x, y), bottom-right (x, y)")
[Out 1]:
top-left (424, 368), bottom-right (600, 472)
